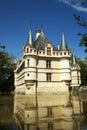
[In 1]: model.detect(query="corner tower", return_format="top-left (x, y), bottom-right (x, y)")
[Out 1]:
top-left (71, 54), bottom-right (81, 87)
top-left (22, 27), bottom-right (37, 94)
top-left (59, 31), bottom-right (71, 86)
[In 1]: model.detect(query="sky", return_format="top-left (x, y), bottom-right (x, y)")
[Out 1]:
top-left (0, 0), bottom-right (87, 59)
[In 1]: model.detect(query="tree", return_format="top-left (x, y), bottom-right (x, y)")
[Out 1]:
top-left (73, 0), bottom-right (87, 52)
top-left (78, 59), bottom-right (87, 85)
top-left (0, 50), bottom-right (16, 92)
top-left (0, 45), bottom-right (5, 49)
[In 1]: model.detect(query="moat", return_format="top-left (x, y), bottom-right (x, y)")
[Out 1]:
top-left (0, 92), bottom-right (87, 130)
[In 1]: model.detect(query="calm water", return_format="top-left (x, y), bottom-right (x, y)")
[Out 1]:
top-left (0, 93), bottom-right (87, 130)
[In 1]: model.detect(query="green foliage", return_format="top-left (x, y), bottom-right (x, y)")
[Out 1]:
top-left (0, 51), bottom-right (16, 92)
top-left (74, 13), bottom-right (87, 52)
top-left (73, 0), bottom-right (87, 52)
top-left (78, 59), bottom-right (87, 85)
top-left (78, 33), bottom-right (87, 52)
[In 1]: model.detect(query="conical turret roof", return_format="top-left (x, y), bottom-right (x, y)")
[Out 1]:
top-left (27, 29), bottom-right (34, 46)
top-left (24, 27), bottom-right (34, 48)
top-left (60, 31), bottom-right (68, 51)
top-left (71, 54), bottom-right (77, 66)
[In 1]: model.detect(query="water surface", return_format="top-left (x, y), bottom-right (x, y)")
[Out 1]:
top-left (0, 93), bottom-right (87, 130)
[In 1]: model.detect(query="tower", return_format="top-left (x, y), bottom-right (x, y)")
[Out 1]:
top-left (59, 31), bottom-right (71, 86)
top-left (71, 54), bottom-right (81, 87)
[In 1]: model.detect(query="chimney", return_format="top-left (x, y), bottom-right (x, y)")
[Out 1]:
top-left (57, 45), bottom-right (60, 50)
top-left (35, 30), bottom-right (41, 39)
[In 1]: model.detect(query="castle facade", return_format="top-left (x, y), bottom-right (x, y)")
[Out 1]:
top-left (14, 28), bottom-right (81, 94)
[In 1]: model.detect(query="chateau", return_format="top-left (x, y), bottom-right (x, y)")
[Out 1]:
top-left (14, 28), bottom-right (81, 94)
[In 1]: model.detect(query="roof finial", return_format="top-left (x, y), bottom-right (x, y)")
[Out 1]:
top-left (62, 26), bottom-right (64, 33)
top-left (62, 29), bottom-right (66, 50)
top-left (40, 24), bottom-right (43, 31)
top-left (30, 21), bottom-right (32, 30)
top-left (27, 22), bottom-right (33, 46)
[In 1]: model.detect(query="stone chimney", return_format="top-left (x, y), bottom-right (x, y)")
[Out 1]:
top-left (35, 30), bottom-right (41, 39)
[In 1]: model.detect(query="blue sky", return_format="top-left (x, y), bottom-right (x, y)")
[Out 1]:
top-left (0, 0), bottom-right (87, 59)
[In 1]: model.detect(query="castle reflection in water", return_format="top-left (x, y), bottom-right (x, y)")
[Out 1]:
top-left (14, 92), bottom-right (87, 130)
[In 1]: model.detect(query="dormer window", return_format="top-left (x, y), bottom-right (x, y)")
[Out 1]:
top-left (47, 47), bottom-right (51, 55)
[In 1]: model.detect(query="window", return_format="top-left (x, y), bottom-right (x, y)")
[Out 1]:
top-left (48, 122), bottom-right (53, 129)
top-left (57, 52), bottom-right (58, 55)
top-left (47, 107), bottom-right (52, 117)
top-left (47, 47), bottom-right (51, 55)
top-left (27, 73), bottom-right (29, 77)
top-left (27, 48), bottom-right (29, 52)
top-left (27, 59), bottom-right (29, 67)
top-left (46, 73), bottom-right (51, 81)
top-left (30, 49), bottom-right (32, 53)
top-left (27, 125), bottom-right (30, 130)
top-left (77, 71), bottom-right (79, 84)
top-left (46, 60), bottom-right (51, 68)
top-left (64, 52), bottom-right (66, 55)
top-left (53, 52), bottom-right (55, 55)
top-left (27, 114), bottom-right (29, 117)
top-left (34, 50), bottom-right (36, 53)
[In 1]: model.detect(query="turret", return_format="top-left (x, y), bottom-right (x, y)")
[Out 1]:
top-left (59, 31), bottom-right (71, 85)
top-left (22, 27), bottom-right (35, 56)
top-left (71, 54), bottom-right (81, 87)
top-left (72, 54), bottom-right (77, 66)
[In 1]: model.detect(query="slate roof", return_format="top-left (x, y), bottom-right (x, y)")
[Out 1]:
top-left (71, 54), bottom-right (77, 66)
top-left (24, 30), bottom-right (34, 48)
top-left (24, 29), bottom-right (69, 51)
top-left (34, 31), bottom-right (49, 50)
top-left (59, 31), bottom-right (69, 51)
top-left (34, 31), bottom-right (57, 51)
top-left (59, 40), bottom-right (69, 51)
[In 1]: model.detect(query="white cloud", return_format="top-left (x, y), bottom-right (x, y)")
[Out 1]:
top-left (72, 4), bottom-right (87, 12)
top-left (57, 0), bottom-right (87, 13)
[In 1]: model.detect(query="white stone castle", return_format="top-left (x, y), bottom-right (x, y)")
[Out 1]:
top-left (14, 28), bottom-right (81, 94)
